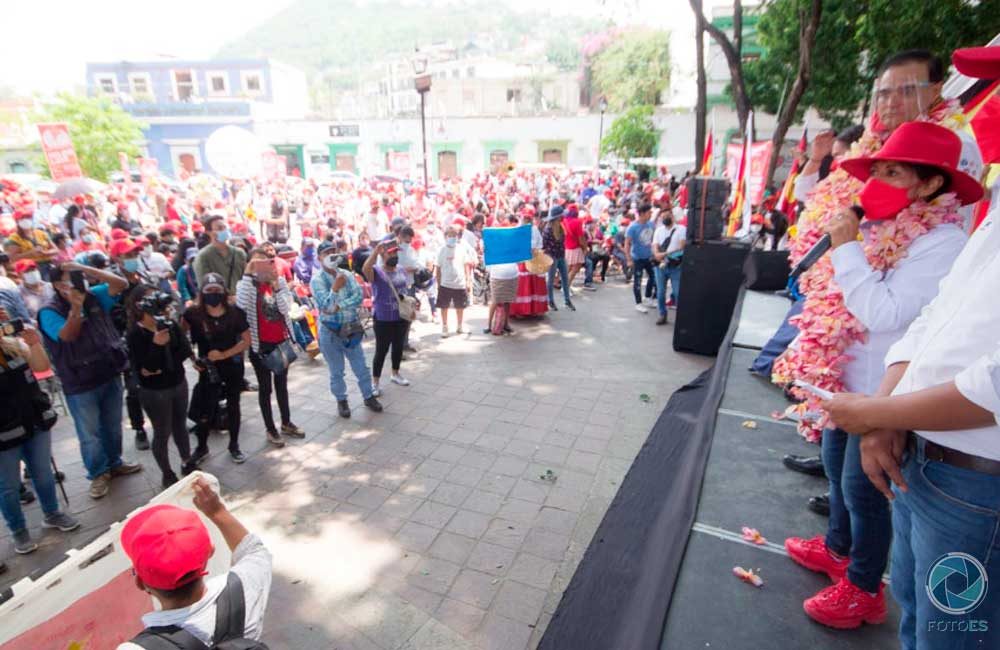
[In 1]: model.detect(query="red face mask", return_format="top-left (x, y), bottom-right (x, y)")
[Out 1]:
top-left (858, 178), bottom-right (914, 221)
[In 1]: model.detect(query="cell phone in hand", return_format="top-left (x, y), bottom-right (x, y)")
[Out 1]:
top-left (69, 270), bottom-right (87, 292)
top-left (793, 380), bottom-right (835, 401)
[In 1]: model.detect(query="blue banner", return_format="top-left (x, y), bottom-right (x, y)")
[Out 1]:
top-left (482, 225), bottom-right (532, 265)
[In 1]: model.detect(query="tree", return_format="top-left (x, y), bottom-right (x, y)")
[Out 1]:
top-left (546, 38), bottom-right (582, 72)
top-left (601, 105), bottom-right (659, 161)
top-left (33, 93), bottom-right (145, 181)
top-left (591, 30), bottom-right (671, 111)
top-left (689, 0), bottom-right (753, 133)
top-left (761, 0), bottom-right (823, 188)
top-left (693, 0), bottom-right (708, 172)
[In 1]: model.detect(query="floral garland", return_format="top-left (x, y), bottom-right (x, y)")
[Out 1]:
top-left (773, 193), bottom-right (964, 441)
top-left (773, 99), bottom-right (967, 441)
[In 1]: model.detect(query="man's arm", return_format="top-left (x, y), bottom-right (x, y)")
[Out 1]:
top-left (192, 477), bottom-right (248, 551)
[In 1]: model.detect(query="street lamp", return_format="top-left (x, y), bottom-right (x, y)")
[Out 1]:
top-left (412, 53), bottom-right (431, 191)
top-left (597, 97), bottom-right (608, 169)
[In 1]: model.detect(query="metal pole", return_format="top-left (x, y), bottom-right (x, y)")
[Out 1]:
top-left (597, 109), bottom-right (605, 168)
top-left (420, 91), bottom-right (429, 191)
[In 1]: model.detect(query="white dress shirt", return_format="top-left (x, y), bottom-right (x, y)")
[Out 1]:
top-left (885, 207), bottom-right (1000, 460)
top-left (830, 222), bottom-right (966, 395)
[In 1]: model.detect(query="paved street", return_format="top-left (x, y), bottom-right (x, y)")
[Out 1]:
top-left (2, 279), bottom-right (710, 650)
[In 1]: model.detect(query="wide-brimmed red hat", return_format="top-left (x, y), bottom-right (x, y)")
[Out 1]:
top-left (121, 504), bottom-right (213, 591)
top-left (109, 239), bottom-right (142, 258)
top-left (839, 121), bottom-right (983, 205)
top-left (953, 46), bottom-right (1000, 80)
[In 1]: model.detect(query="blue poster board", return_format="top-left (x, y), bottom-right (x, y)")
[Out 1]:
top-left (482, 225), bottom-right (532, 265)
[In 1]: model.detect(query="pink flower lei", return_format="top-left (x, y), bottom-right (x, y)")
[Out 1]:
top-left (773, 193), bottom-right (964, 441)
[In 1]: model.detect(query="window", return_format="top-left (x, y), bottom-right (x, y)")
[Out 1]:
top-left (95, 74), bottom-right (117, 95)
top-left (173, 70), bottom-right (194, 101)
top-left (128, 73), bottom-right (151, 98)
top-left (241, 71), bottom-right (264, 95)
top-left (207, 72), bottom-right (228, 96)
top-left (506, 88), bottom-right (522, 103)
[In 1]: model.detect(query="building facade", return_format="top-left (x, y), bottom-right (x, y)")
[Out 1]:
top-left (84, 59), bottom-right (308, 176)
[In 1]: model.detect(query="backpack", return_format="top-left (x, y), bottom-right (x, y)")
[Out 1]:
top-left (130, 573), bottom-right (269, 650)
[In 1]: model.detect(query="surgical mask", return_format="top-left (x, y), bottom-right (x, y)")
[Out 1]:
top-left (122, 258), bottom-right (141, 273)
top-left (202, 292), bottom-right (225, 307)
top-left (859, 178), bottom-right (914, 221)
top-left (446, 237), bottom-right (457, 247)
top-left (82, 234), bottom-right (96, 244)
top-left (23, 270), bottom-right (41, 285)
top-left (750, 223), bottom-right (763, 234)
top-left (17, 219), bottom-right (32, 231)
top-left (215, 229), bottom-right (231, 243)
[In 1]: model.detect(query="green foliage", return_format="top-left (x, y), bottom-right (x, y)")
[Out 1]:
top-left (601, 105), bottom-right (659, 160)
top-left (745, 0), bottom-right (1000, 129)
top-left (591, 30), bottom-right (671, 111)
top-left (32, 93), bottom-right (145, 182)
top-left (546, 38), bottom-right (582, 72)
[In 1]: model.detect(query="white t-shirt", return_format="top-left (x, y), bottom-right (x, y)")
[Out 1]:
top-left (654, 224), bottom-right (687, 255)
top-left (48, 203), bottom-right (68, 228)
top-left (436, 242), bottom-right (472, 290)
top-left (587, 194), bottom-right (611, 219)
top-left (117, 534), bottom-right (272, 649)
top-left (140, 251), bottom-right (173, 281)
top-left (365, 211), bottom-right (389, 242)
top-left (488, 262), bottom-right (519, 280)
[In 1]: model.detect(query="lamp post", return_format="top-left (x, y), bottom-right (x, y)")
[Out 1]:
top-left (597, 97), bottom-right (608, 169)
top-left (412, 54), bottom-right (431, 191)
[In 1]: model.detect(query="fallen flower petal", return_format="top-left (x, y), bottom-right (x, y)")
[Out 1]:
top-left (733, 566), bottom-right (764, 588)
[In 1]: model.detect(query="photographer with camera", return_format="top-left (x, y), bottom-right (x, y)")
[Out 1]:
top-left (182, 273), bottom-right (251, 464)
top-left (235, 249), bottom-right (304, 447)
top-left (38, 262), bottom-right (143, 500)
top-left (0, 306), bottom-right (79, 555)
top-left (126, 286), bottom-right (200, 488)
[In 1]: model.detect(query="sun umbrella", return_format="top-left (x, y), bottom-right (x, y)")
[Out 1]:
top-left (53, 177), bottom-right (106, 200)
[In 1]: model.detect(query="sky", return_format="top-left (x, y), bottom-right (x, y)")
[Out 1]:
top-left (1, 0), bottom-right (698, 103)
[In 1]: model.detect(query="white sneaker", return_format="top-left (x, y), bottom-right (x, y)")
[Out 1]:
top-left (441, 327), bottom-right (450, 338)
top-left (635, 304), bottom-right (649, 314)
top-left (391, 375), bottom-right (411, 386)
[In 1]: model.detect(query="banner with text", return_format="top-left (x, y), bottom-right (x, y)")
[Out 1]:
top-left (37, 123), bottom-right (83, 181)
top-left (725, 141), bottom-right (774, 206)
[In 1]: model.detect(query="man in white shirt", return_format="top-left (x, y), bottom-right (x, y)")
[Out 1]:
top-left (587, 190), bottom-right (612, 220)
top-left (651, 209), bottom-right (686, 325)
top-left (435, 225), bottom-right (473, 337)
top-left (364, 200), bottom-right (389, 242)
top-left (119, 477), bottom-right (272, 649)
top-left (823, 45), bottom-right (1000, 650)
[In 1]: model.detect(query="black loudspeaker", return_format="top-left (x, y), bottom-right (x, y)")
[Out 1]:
top-left (744, 249), bottom-right (790, 291)
top-left (686, 206), bottom-right (725, 242)
top-left (685, 176), bottom-right (729, 209)
top-left (673, 241), bottom-right (749, 355)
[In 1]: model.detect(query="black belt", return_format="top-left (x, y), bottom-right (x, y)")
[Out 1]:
top-left (909, 432), bottom-right (1000, 476)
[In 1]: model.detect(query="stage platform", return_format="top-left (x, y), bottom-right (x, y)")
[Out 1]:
top-left (541, 289), bottom-right (901, 650)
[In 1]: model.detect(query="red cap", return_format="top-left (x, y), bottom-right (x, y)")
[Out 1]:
top-left (14, 259), bottom-right (37, 273)
top-left (116, 202), bottom-right (128, 211)
top-left (159, 223), bottom-right (177, 235)
top-left (110, 227), bottom-right (129, 241)
top-left (120, 505), bottom-right (213, 591)
top-left (110, 239), bottom-right (142, 258)
top-left (953, 46), bottom-right (1000, 80)
top-left (73, 195), bottom-right (85, 205)
top-left (192, 221), bottom-right (205, 233)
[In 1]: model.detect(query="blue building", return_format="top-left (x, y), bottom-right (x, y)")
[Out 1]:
top-left (85, 59), bottom-right (309, 177)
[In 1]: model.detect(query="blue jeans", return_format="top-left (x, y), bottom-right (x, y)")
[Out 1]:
top-left (318, 322), bottom-right (374, 401)
top-left (750, 298), bottom-right (804, 376)
top-left (583, 256), bottom-right (595, 285)
top-left (547, 257), bottom-right (571, 305)
top-left (292, 319), bottom-right (314, 347)
top-left (0, 429), bottom-right (59, 533)
top-left (632, 258), bottom-right (656, 304)
top-left (821, 427), bottom-right (892, 593)
top-left (64, 376), bottom-right (125, 480)
top-left (891, 439), bottom-right (1000, 650)
top-left (654, 264), bottom-right (682, 316)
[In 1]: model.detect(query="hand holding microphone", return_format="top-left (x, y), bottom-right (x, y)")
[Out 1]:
top-left (789, 206), bottom-right (864, 280)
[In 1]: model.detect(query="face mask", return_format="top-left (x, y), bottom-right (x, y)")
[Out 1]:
top-left (446, 237), bottom-right (457, 247)
top-left (203, 293), bottom-right (225, 307)
top-left (750, 223), bottom-right (763, 234)
top-left (859, 178), bottom-right (914, 221)
top-left (215, 229), bottom-right (231, 243)
top-left (385, 255), bottom-right (399, 267)
top-left (82, 234), bottom-right (96, 244)
top-left (23, 270), bottom-right (41, 285)
top-left (17, 219), bottom-right (32, 230)
top-left (122, 258), bottom-right (141, 273)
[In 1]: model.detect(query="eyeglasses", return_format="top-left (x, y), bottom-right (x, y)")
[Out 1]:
top-left (875, 82), bottom-right (930, 102)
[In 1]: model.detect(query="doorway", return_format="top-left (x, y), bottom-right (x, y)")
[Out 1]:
top-left (437, 151), bottom-right (458, 179)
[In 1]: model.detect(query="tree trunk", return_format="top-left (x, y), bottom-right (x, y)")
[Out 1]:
top-left (693, 0), bottom-right (707, 172)
top-left (765, 0), bottom-right (824, 189)
top-left (690, 0), bottom-right (752, 134)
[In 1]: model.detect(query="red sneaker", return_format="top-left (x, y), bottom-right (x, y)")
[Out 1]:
top-left (804, 578), bottom-right (887, 629)
top-left (785, 535), bottom-right (848, 582)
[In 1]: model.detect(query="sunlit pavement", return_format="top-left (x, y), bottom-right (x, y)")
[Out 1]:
top-left (3, 279), bottom-right (710, 649)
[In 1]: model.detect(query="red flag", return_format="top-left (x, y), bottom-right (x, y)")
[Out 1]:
top-left (970, 95), bottom-right (1000, 165)
top-left (698, 129), bottom-right (713, 176)
top-left (778, 129), bottom-right (808, 221)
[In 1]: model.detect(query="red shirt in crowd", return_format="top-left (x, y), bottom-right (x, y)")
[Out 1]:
top-left (256, 284), bottom-right (286, 344)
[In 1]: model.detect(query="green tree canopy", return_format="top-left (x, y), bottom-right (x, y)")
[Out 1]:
top-left (591, 30), bottom-right (671, 111)
top-left (546, 37), bottom-right (582, 72)
top-left (33, 93), bottom-right (145, 182)
top-left (745, 0), bottom-right (1000, 130)
top-left (601, 105), bottom-right (659, 160)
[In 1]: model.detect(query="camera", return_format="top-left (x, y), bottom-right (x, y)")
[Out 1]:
top-left (137, 290), bottom-right (175, 332)
top-left (69, 270), bottom-right (87, 292)
top-left (0, 318), bottom-right (24, 336)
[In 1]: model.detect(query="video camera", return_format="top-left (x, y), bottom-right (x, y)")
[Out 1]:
top-left (136, 290), bottom-right (175, 331)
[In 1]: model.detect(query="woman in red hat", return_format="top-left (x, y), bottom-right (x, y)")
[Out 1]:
top-left (777, 121), bottom-right (983, 630)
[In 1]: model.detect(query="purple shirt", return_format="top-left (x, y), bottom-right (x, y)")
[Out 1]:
top-left (371, 266), bottom-right (409, 321)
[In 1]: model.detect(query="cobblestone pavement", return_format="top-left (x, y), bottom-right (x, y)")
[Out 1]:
top-left (2, 279), bottom-right (710, 649)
